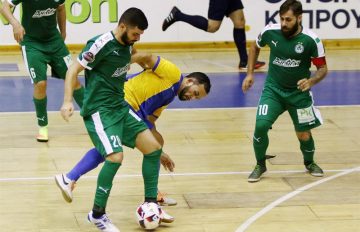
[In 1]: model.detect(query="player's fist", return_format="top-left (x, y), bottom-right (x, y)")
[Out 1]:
top-left (60, 102), bottom-right (74, 122)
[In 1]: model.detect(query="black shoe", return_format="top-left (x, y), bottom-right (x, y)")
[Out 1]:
top-left (162, 6), bottom-right (180, 31)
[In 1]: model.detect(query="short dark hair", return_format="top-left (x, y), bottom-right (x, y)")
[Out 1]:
top-left (119, 7), bottom-right (148, 30)
top-left (186, 72), bottom-right (211, 94)
top-left (280, 0), bottom-right (303, 17)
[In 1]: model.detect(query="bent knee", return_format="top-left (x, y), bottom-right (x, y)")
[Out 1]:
top-left (207, 21), bottom-right (221, 33)
top-left (296, 131), bottom-right (311, 141)
top-left (106, 152), bottom-right (123, 163)
top-left (255, 120), bottom-right (272, 133)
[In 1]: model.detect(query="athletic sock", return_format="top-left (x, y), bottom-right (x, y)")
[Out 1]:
top-left (33, 97), bottom-right (48, 126)
top-left (66, 148), bottom-right (105, 181)
top-left (300, 136), bottom-right (315, 166)
top-left (143, 149), bottom-right (162, 201)
top-left (233, 28), bottom-right (248, 64)
top-left (94, 160), bottom-right (121, 209)
top-left (176, 12), bottom-right (208, 31)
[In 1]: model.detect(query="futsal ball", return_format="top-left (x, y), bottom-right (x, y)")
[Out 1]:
top-left (136, 202), bottom-right (161, 230)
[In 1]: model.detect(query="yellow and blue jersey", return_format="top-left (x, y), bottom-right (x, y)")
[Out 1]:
top-left (125, 56), bottom-right (183, 129)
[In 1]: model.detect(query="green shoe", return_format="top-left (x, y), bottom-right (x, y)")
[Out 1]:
top-left (306, 163), bottom-right (324, 177)
top-left (248, 165), bottom-right (267, 183)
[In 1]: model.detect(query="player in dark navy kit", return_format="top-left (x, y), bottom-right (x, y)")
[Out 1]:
top-left (162, 0), bottom-right (265, 69)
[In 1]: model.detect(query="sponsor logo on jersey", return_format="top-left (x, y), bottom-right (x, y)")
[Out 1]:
top-left (295, 43), bottom-right (304, 54)
top-left (112, 63), bottom-right (130, 77)
top-left (82, 51), bottom-right (95, 63)
top-left (273, 57), bottom-right (301, 67)
top-left (32, 8), bottom-right (57, 18)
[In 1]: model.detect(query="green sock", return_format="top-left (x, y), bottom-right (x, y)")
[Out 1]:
top-left (94, 160), bottom-right (121, 209)
top-left (299, 136), bottom-right (315, 166)
top-left (142, 149), bottom-right (162, 200)
top-left (253, 120), bottom-right (272, 167)
top-left (73, 86), bottom-right (84, 108)
top-left (33, 97), bottom-right (47, 127)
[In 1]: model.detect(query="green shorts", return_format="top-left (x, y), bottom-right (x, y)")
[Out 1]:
top-left (256, 83), bottom-right (323, 132)
top-left (21, 38), bottom-right (72, 84)
top-left (83, 107), bottom-right (148, 157)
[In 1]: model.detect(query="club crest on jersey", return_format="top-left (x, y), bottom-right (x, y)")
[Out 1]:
top-left (82, 51), bottom-right (95, 63)
top-left (295, 43), bottom-right (304, 54)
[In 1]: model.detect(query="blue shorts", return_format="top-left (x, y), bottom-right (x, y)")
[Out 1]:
top-left (208, 0), bottom-right (244, 21)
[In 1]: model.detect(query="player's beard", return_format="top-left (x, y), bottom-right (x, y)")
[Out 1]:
top-left (281, 20), bottom-right (299, 39)
top-left (121, 30), bottom-right (135, 46)
top-left (178, 86), bottom-right (190, 101)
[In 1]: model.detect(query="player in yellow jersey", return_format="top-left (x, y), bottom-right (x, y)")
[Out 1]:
top-left (55, 53), bottom-right (211, 214)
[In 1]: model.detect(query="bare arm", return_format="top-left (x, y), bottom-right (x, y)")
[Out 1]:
top-left (131, 53), bottom-right (157, 69)
top-left (0, 1), bottom-right (25, 43)
top-left (149, 116), bottom-right (175, 172)
top-left (60, 61), bottom-right (84, 121)
top-left (242, 42), bottom-right (261, 93)
top-left (57, 4), bottom-right (66, 40)
top-left (297, 64), bottom-right (328, 91)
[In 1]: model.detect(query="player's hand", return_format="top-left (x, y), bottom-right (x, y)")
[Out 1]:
top-left (297, 78), bottom-right (314, 92)
top-left (60, 102), bottom-right (74, 122)
top-left (242, 74), bottom-right (254, 93)
top-left (13, 23), bottom-right (25, 43)
top-left (160, 152), bottom-right (175, 172)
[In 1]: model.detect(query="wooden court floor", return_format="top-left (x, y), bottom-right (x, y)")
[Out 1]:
top-left (0, 48), bottom-right (359, 232)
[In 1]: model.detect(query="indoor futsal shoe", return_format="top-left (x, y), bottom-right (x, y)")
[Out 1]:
top-left (248, 165), bottom-right (267, 182)
top-left (162, 6), bottom-right (179, 31)
top-left (55, 173), bottom-right (73, 203)
top-left (157, 191), bottom-right (177, 206)
top-left (306, 163), bottom-right (324, 177)
top-left (36, 126), bottom-right (48, 142)
top-left (87, 211), bottom-right (120, 232)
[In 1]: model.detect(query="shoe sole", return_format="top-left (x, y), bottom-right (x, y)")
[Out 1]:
top-left (161, 218), bottom-right (175, 223)
top-left (37, 138), bottom-right (48, 142)
top-left (309, 172), bottom-right (324, 177)
top-left (55, 176), bottom-right (73, 203)
top-left (159, 201), bottom-right (177, 206)
top-left (247, 171), bottom-right (267, 183)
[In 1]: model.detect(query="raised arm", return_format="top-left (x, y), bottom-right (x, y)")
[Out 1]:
top-left (0, 1), bottom-right (25, 43)
top-left (60, 61), bottom-right (84, 121)
top-left (57, 4), bottom-right (66, 40)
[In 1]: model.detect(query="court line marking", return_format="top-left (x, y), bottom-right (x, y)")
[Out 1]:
top-left (0, 168), bottom-right (358, 182)
top-left (0, 105), bottom-right (359, 115)
top-left (235, 166), bottom-right (360, 232)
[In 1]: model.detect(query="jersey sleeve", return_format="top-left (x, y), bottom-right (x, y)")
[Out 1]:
top-left (152, 105), bottom-right (167, 118)
top-left (256, 24), bottom-right (272, 48)
top-left (152, 56), bottom-right (182, 84)
top-left (8, 0), bottom-right (20, 6)
top-left (77, 33), bottom-right (113, 70)
top-left (310, 37), bottom-right (325, 58)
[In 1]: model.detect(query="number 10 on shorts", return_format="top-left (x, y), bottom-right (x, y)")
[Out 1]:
top-left (258, 104), bottom-right (268, 116)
